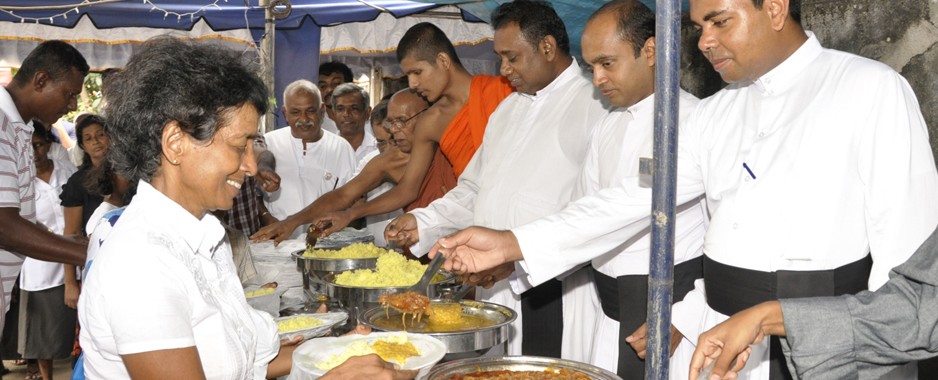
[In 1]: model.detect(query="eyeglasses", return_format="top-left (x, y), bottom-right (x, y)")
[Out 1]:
top-left (385, 107), bottom-right (429, 131)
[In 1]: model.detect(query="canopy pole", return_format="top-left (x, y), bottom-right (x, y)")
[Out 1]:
top-left (646, 0), bottom-right (681, 378)
top-left (260, 0), bottom-right (276, 133)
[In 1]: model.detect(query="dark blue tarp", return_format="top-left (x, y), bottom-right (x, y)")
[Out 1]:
top-left (0, 0), bottom-right (690, 127)
top-left (0, 1), bottom-right (443, 30)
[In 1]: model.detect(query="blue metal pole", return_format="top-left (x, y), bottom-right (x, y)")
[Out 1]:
top-left (646, 0), bottom-right (681, 378)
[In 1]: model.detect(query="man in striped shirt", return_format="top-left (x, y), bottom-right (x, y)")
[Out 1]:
top-left (0, 40), bottom-right (89, 338)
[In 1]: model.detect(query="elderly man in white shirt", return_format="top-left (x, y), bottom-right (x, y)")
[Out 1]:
top-left (264, 80), bottom-right (357, 239)
top-left (428, 0), bottom-right (938, 379)
top-left (385, 1), bottom-right (606, 359)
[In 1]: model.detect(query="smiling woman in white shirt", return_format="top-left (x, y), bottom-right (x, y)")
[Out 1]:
top-left (76, 37), bottom-right (414, 380)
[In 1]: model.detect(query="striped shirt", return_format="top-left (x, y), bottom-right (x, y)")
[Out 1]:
top-left (0, 87), bottom-right (33, 320)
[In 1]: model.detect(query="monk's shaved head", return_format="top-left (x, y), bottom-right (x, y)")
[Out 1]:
top-left (396, 22), bottom-right (462, 67)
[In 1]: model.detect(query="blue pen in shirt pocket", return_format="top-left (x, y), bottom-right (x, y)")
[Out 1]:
top-left (743, 162), bottom-right (756, 179)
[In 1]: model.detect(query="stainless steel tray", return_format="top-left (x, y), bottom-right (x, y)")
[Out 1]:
top-left (427, 355), bottom-right (622, 380)
top-left (291, 249), bottom-right (379, 275)
top-left (362, 300), bottom-right (516, 356)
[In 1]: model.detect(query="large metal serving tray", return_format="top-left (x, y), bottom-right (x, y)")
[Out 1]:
top-left (362, 299), bottom-right (516, 358)
top-left (427, 355), bottom-right (622, 380)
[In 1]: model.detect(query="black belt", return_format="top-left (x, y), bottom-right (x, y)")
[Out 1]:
top-left (703, 254), bottom-right (872, 380)
top-left (593, 256), bottom-right (703, 321)
top-left (592, 256), bottom-right (703, 380)
top-left (703, 254), bottom-right (872, 316)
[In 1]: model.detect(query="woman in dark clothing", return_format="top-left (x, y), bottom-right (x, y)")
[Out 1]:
top-left (60, 114), bottom-right (109, 310)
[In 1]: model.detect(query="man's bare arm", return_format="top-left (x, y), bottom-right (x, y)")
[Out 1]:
top-left (251, 153), bottom-right (403, 242)
top-left (0, 208), bottom-right (85, 266)
top-left (341, 128), bottom-right (438, 221)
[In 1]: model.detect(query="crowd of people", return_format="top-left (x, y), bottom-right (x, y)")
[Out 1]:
top-left (0, 0), bottom-right (936, 379)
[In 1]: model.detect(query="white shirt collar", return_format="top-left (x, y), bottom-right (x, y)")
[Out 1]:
top-left (528, 59), bottom-right (582, 100)
top-left (626, 92), bottom-right (656, 118)
top-left (134, 180), bottom-right (226, 258)
top-left (754, 32), bottom-right (823, 95)
top-left (0, 87), bottom-right (29, 126)
top-left (356, 132), bottom-right (376, 154)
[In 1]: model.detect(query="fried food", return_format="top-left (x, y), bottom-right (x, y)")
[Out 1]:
top-left (380, 291), bottom-right (431, 328)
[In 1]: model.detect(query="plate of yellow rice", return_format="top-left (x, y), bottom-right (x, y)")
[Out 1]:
top-left (274, 312), bottom-right (347, 341)
top-left (291, 332), bottom-right (446, 379)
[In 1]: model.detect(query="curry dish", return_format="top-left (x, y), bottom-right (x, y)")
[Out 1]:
top-left (447, 368), bottom-right (590, 380)
top-left (372, 302), bottom-right (496, 332)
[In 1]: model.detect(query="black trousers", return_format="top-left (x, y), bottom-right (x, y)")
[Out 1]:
top-left (594, 257), bottom-right (703, 380)
top-left (520, 278), bottom-right (564, 357)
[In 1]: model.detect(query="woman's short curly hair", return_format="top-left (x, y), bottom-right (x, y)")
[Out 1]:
top-left (103, 37), bottom-right (268, 183)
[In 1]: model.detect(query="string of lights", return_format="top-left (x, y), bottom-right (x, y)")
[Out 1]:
top-left (0, 0), bottom-right (229, 24)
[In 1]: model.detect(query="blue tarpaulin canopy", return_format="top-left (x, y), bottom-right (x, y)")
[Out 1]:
top-left (0, 0), bottom-right (689, 127)
top-left (0, 1), bottom-right (447, 30)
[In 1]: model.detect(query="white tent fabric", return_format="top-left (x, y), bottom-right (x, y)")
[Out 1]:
top-left (0, 16), bottom-right (259, 71)
top-left (320, 6), bottom-right (498, 77)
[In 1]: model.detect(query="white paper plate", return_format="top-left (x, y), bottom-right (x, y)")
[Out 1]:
top-left (291, 332), bottom-right (446, 379)
top-left (276, 312), bottom-right (348, 341)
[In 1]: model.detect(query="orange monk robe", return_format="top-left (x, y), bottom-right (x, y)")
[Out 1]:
top-left (438, 75), bottom-right (513, 177)
top-left (405, 149), bottom-right (457, 213)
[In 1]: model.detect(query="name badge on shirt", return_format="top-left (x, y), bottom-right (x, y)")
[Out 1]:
top-left (639, 157), bottom-right (653, 188)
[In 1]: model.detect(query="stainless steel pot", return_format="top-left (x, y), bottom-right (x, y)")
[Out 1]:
top-left (427, 355), bottom-right (622, 380)
top-left (319, 271), bottom-right (453, 321)
top-left (292, 249), bottom-right (381, 302)
top-left (362, 299), bottom-right (516, 360)
top-left (291, 249), bottom-right (379, 277)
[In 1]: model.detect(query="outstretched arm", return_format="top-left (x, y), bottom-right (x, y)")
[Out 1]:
top-left (0, 208), bottom-right (85, 266)
top-left (690, 301), bottom-right (781, 380)
top-left (429, 226), bottom-right (523, 274)
top-left (251, 155), bottom-right (395, 243)
top-left (316, 129), bottom-right (437, 236)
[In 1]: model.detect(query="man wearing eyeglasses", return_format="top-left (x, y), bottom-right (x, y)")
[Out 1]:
top-left (385, 90), bottom-right (457, 215)
top-left (332, 83), bottom-right (377, 163)
top-left (310, 22), bottom-right (512, 238)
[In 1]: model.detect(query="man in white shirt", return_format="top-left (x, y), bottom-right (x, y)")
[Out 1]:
top-left (428, 0), bottom-right (938, 378)
top-left (331, 83), bottom-right (377, 163)
top-left (0, 40), bottom-right (88, 341)
top-left (384, 0), bottom-right (607, 358)
top-left (264, 80), bottom-right (356, 239)
top-left (565, 2), bottom-right (707, 378)
top-left (318, 61), bottom-right (351, 135)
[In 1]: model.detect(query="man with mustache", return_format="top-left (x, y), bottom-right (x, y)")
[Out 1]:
top-left (251, 89), bottom-right (456, 247)
top-left (428, 0), bottom-right (938, 378)
top-left (262, 80), bottom-right (356, 239)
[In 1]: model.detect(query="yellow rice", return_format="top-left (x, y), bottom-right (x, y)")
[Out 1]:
top-left (334, 251), bottom-right (434, 287)
top-left (302, 242), bottom-right (388, 259)
top-left (277, 316), bottom-right (324, 333)
top-left (316, 333), bottom-right (420, 370)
